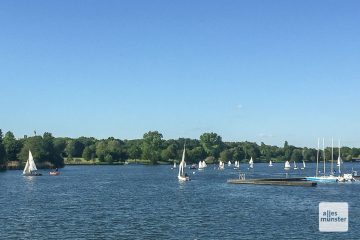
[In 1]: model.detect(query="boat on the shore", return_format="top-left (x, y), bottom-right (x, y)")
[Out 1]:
top-left (23, 150), bottom-right (42, 176)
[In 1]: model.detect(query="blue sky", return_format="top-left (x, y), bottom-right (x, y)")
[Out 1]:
top-left (0, 0), bottom-right (359, 147)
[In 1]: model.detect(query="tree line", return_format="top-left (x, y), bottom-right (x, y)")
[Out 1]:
top-left (0, 129), bottom-right (359, 170)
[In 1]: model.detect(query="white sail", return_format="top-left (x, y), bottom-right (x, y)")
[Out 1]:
top-left (302, 160), bottom-right (306, 168)
top-left (293, 161), bottom-right (297, 169)
top-left (228, 161), bottom-right (231, 166)
top-left (337, 156), bottom-right (341, 167)
top-left (269, 160), bottom-right (273, 166)
top-left (23, 150), bottom-right (37, 175)
top-left (249, 157), bottom-right (254, 168)
top-left (173, 162), bottom-right (176, 168)
top-left (203, 161), bottom-right (207, 167)
top-left (218, 160), bottom-right (224, 169)
top-left (284, 160), bottom-right (290, 169)
top-left (23, 159), bottom-right (30, 175)
top-left (178, 146), bottom-right (186, 177)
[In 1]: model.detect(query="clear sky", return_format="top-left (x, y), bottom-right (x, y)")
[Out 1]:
top-left (0, 0), bottom-right (359, 147)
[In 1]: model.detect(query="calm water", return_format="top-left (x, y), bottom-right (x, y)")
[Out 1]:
top-left (1, 162), bottom-right (360, 239)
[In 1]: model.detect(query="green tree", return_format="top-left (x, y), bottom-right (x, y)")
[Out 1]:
top-left (0, 130), bottom-right (6, 169)
top-left (107, 139), bottom-right (126, 161)
top-left (232, 146), bottom-right (245, 162)
top-left (128, 144), bottom-right (141, 159)
top-left (199, 132), bottom-right (223, 158)
top-left (18, 136), bottom-right (46, 163)
top-left (18, 134), bottom-right (64, 168)
top-left (82, 146), bottom-right (92, 160)
top-left (161, 144), bottom-right (178, 161)
top-left (96, 141), bottom-right (107, 162)
top-left (290, 149), bottom-right (302, 162)
top-left (3, 131), bottom-right (22, 161)
top-left (141, 131), bottom-right (163, 164)
top-left (53, 138), bottom-right (66, 157)
top-left (105, 154), bottom-right (113, 163)
top-left (220, 149), bottom-right (233, 163)
top-left (188, 146), bottom-right (206, 163)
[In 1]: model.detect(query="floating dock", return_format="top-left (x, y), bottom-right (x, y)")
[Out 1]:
top-left (227, 177), bottom-right (317, 187)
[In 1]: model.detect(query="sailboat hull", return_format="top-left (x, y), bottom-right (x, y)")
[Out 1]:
top-left (23, 173), bottom-right (42, 176)
top-left (305, 176), bottom-right (338, 182)
top-left (178, 175), bottom-right (190, 181)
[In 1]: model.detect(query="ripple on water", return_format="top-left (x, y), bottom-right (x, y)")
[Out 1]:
top-left (1, 164), bottom-right (360, 239)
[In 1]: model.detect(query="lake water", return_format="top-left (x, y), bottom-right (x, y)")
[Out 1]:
top-left (1, 162), bottom-right (360, 239)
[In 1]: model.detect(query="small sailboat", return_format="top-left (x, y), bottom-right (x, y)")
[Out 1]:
top-left (233, 161), bottom-right (240, 169)
top-left (218, 161), bottom-right (225, 170)
top-left (171, 161), bottom-right (177, 169)
top-left (293, 161), bottom-right (298, 170)
top-left (178, 145), bottom-right (190, 181)
top-left (301, 160), bottom-right (306, 170)
top-left (284, 161), bottom-right (290, 170)
top-left (198, 160), bottom-right (205, 170)
top-left (337, 156), bottom-right (341, 167)
top-left (228, 161), bottom-right (231, 167)
top-left (268, 160), bottom-right (273, 167)
top-left (23, 150), bottom-right (42, 176)
top-left (248, 157), bottom-right (254, 169)
top-left (202, 161), bottom-right (207, 168)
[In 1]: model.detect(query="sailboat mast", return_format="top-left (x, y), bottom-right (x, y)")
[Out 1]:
top-left (323, 138), bottom-right (325, 177)
top-left (331, 137), bottom-right (334, 175)
top-left (316, 138), bottom-right (319, 177)
top-left (338, 140), bottom-right (341, 174)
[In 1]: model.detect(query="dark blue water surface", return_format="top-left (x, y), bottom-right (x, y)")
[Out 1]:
top-left (1, 162), bottom-right (360, 239)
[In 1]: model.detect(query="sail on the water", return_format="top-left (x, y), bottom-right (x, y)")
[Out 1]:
top-left (23, 150), bottom-right (39, 175)
top-left (249, 157), bottom-right (254, 168)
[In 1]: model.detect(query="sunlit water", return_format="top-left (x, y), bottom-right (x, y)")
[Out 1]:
top-left (1, 162), bottom-right (360, 239)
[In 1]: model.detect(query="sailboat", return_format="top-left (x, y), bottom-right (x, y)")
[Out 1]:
top-left (178, 145), bottom-right (190, 181)
top-left (198, 160), bottom-right (205, 170)
top-left (248, 157), bottom-right (254, 169)
top-left (171, 161), bottom-right (177, 169)
top-left (284, 161), bottom-right (290, 170)
top-left (23, 150), bottom-right (42, 176)
top-left (202, 161), bottom-right (207, 168)
top-left (218, 161), bottom-right (225, 170)
top-left (233, 161), bottom-right (240, 169)
top-left (337, 140), bottom-right (342, 171)
top-left (301, 160), bottom-right (306, 170)
top-left (305, 138), bottom-right (338, 182)
top-left (293, 161), bottom-right (298, 170)
top-left (228, 161), bottom-right (231, 167)
top-left (268, 160), bottom-right (273, 167)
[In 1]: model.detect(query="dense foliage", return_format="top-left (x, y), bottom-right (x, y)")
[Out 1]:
top-left (0, 128), bottom-right (359, 170)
